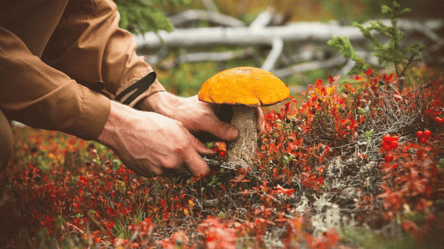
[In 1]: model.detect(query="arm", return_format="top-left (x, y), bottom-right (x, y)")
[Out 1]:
top-left (40, 0), bottom-right (264, 139)
top-left (41, 0), bottom-right (165, 107)
top-left (35, 0), bottom-right (216, 176)
top-left (0, 26), bottom-right (110, 140)
top-left (0, 26), bottom-right (214, 177)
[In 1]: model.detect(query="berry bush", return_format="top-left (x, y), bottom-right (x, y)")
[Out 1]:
top-left (1, 67), bottom-right (443, 248)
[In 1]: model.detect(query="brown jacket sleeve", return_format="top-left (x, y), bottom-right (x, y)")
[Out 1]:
top-left (41, 0), bottom-right (166, 107)
top-left (0, 26), bottom-right (111, 140)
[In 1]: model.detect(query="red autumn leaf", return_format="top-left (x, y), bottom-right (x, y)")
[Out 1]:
top-left (230, 174), bottom-right (250, 183)
top-left (273, 184), bottom-right (295, 197)
top-left (365, 67), bottom-right (373, 77)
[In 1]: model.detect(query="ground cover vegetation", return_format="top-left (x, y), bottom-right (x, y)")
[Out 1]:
top-left (1, 1), bottom-right (444, 248)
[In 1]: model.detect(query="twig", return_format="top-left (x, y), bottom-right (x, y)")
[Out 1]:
top-left (66, 222), bottom-right (85, 234)
top-left (398, 54), bottom-right (414, 78)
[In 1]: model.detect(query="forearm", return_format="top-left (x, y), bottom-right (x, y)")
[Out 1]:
top-left (135, 91), bottom-right (181, 114)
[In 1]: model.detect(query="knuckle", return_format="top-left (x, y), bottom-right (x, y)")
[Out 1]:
top-left (175, 120), bottom-right (185, 129)
top-left (172, 141), bottom-right (188, 155)
top-left (161, 157), bottom-right (182, 171)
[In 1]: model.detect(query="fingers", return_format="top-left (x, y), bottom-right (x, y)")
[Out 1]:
top-left (256, 107), bottom-right (265, 136)
top-left (180, 126), bottom-right (212, 177)
top-left (183, 147), bottom-right (211, 177)
top-left (126, 162), bottom-right (157, 178)
top-left (204, 113), bottom-right (239, 142)
top-left (184, 128), bottom-right (216, 156)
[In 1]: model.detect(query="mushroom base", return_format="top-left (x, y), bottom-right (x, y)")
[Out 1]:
top-left (228, 106), bottom-right (257, 167)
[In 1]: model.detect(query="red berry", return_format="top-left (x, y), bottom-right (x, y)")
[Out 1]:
top-left (382, 134), bottom-right (391, 143)
top-left (420, 137), bottom-right (427, 144)
top-left (424, 130), bottom-right (432, 139)
top-left (384, 154), bottom-right (393, 162)
top-left (218, 150), bottom-right (226, 157)
top-left (416, 131), bottom-right (424, 138)
top-left (384, 144), bottom-right (392, 151)
top-left (213, 147), bottom-right (219, 152)
top-left (434, 117), bottom-right (444, 124)
top-left (391, 141), bottom-right (398, 149)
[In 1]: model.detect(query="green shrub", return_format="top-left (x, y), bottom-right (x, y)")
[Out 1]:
top-left (114, 0), bottom-right (189, 34)
top-left (327, 1), bottom-right (425, 78)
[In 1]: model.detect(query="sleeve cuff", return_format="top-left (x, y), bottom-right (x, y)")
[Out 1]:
top-left (68, 87), bottom-right (111, 140)
top-left (114, 72), bottom-right (166, 108)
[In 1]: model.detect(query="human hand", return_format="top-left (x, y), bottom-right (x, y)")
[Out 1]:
top-left (136, 92), bottom-right (265, 140)
top-left (97, 101), bottom-right (215, 177)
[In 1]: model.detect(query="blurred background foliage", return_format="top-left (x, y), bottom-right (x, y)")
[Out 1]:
top-left (114, 0), bottom-right (443, 97)
top-left (116, 0), bottom-right (444, 30)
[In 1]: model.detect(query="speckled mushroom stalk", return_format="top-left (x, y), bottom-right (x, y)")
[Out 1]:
top-left (228, 105), bottom-right (257, 166)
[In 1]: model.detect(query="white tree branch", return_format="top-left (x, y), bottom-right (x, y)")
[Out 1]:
top-left (157, 48), bottom-right (255, 69)
top-left (271, 56), bottom-right (347, 78)
top-left (135, 23), bottom-right (365, 50)
top-left (201, 0), bottom-right (219, 13)
top-left (261, 38), bottom-right (284, 71)
top-left (136, 19), bottom-right (443, 50)
top-left (249, 8), bottom-right (275, 31)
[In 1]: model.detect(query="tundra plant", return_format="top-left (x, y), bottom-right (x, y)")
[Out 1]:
top-left (327, 1), bottom-right (425, 79)
top-left (115, 0), bottom-right (189, 34)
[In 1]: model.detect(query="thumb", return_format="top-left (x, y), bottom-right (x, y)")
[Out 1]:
top-left (256, 107), bottom-right (265, 136)
top-left (205, 114), bottom-right (239, 141)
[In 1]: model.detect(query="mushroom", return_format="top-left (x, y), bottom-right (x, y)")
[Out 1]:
top-left (198, 67), bottom-right (290, 167)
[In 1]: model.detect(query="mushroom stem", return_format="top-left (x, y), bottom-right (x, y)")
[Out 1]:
top-left (228, 105), bottom-right (257, 167)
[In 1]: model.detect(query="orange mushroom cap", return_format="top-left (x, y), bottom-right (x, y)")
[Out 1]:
top-left (198, 67), bottom-right (290, 106)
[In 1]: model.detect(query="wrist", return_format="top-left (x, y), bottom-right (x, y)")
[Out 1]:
top-left (96, 101), bottom-right (132, 149)
top-left (136, 91), bottom-right (182, 116)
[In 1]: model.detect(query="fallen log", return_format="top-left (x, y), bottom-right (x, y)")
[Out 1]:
top-left (135, 23), bottom-right (364, 50)
top-left (135, 19), bottom-right (443, 51)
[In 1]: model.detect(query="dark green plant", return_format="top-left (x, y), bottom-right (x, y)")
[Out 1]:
top-left (114, 0), bottom-right (189, 34)
top-left (327, 1), bottom-right (425, 78)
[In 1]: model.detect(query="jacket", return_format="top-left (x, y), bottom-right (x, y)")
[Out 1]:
top-left (0, 0), bottom-right (165, 140)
